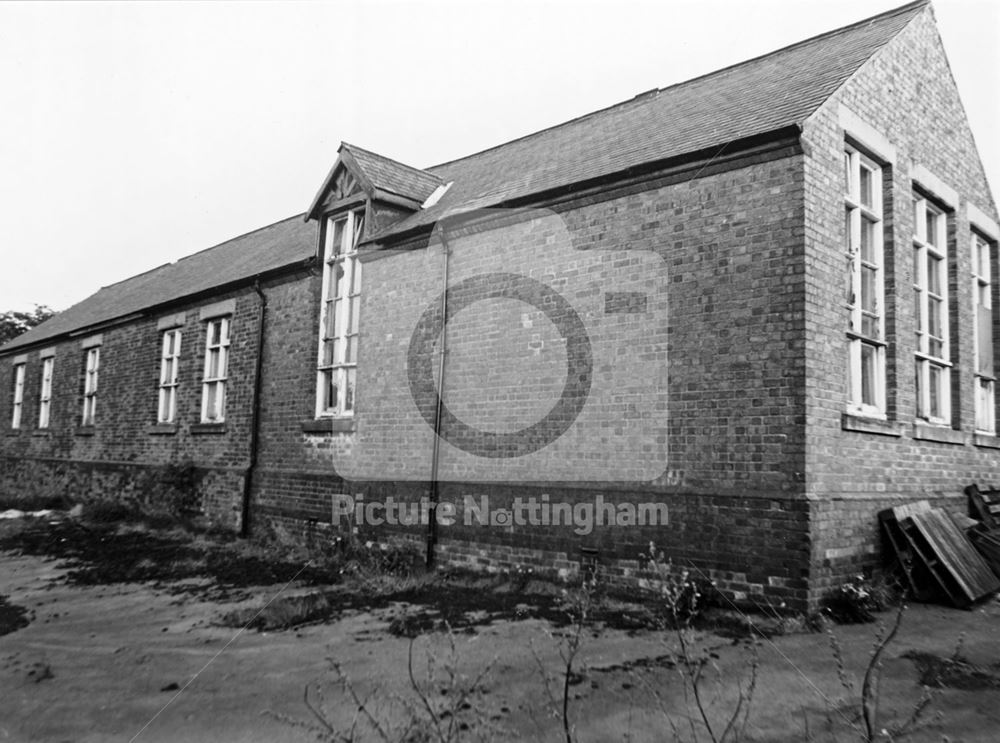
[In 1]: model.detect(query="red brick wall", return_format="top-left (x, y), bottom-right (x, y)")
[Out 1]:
top-left (802, 6), bottom-right (1000, 595)
top-left (0, 283), bottom-right (289, 530)
top-left (248, 145), bottom-right (813, 607)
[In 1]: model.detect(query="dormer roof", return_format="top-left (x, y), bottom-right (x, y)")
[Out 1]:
top-left (306, 142), bottom-right (444, 221)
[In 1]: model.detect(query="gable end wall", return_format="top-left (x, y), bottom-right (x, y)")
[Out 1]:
top-left (802, 6), bottom-right (1000, 597)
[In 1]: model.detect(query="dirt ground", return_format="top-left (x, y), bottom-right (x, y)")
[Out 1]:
top-left (2, 512), bottom-right (999, 742)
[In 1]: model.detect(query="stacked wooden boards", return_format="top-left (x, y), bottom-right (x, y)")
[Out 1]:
top-left (965, 484), bottom-right (1000, 579)
top-left (880, 499), bottom-right (1000, 608)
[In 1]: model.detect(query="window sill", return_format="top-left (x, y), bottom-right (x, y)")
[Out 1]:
top-left (301, 417), bottom-right (356, 434)
top-left (912, 423), bottom-right (966, 445)
top-left (74, 427), bottom-right (95, 437)
top-left (5, 429), bottom-right (23, 437)
top-left (973, 433), bottom-right (1000, 450)
top-left (841, 413), bottom-right (902, 437)
top-left (148, 423), bottom-right (179, 436)
top-left (30, 429), bottom-right (51, 438)
top-left (191, 422), bottom-right (227, 435)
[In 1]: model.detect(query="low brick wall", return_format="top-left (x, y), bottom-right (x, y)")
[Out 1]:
top-left (0, 455), bottom-right (245, 531)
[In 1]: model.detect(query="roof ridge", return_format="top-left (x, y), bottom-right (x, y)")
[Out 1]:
top-left (342, 141), bottom-right (442, 181)
top-left (425, 0), bottom-right (928, 174)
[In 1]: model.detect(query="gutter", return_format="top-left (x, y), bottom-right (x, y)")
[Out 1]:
top-left (241, 278), bottom-right (268, 538)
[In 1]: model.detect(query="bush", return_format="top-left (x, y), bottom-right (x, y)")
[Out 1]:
top-left (136, 461), bottom-right (203, 517)
top-left (822, 574), bottom-right (885, 624)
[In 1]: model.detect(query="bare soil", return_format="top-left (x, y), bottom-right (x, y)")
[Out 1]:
top-left (2, 510), bottom-right (999, 742)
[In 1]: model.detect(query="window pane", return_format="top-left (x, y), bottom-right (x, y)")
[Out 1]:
top-left (861, 343), bottom-right (876, 406)
top-left (915, 361), bottom-right (924, 417)
top-left (843, 152), bottom-right (852, 195)
top-left (325, 372), bottom-right (339, 410)
top-left (346, 335), bottom-right (358, 363)
top-left (928, 365), bottom-right (941, 418)
top-left (334, 298), bottom-right (345, 342)
top-left (978, 303), bottom-right (993, 375)
top-left (977, 379), bottom-right (995, 432)
top-left (322, 339), bottom-right (335, 366)
top-left (928, 298), bottom-right (942, 346)
top-left (352, 215), bottom-right (365, 249)
top-left (859, 166), bottom-right (873, 208)
top-left (333, 264), bottom-right (346, 298)
top-left (860, 218), bottom-right (874, 262)
top-left (324, 299), bottom-right (336, 339)
top-left (205, 385), bottom-right (217, 420)
top-left (861, 265), bottom-right (877, 313)
top-left (925, 211), bottom-right (938, 248)
top-left (345, 368), bottom-right (356, 412)
top-left (329, 219), bottom-right (345, 257)
top-left (927, 254), bottom-right (942, 295)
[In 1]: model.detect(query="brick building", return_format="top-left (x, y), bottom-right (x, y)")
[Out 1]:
top-left (1, 1), bottom-right (997, 610)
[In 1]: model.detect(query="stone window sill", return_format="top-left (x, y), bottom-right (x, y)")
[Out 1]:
top-left (5, 429), bottom-right (23, 437)
top-left (973, 433), bottom-right (1000, 450)
top-left (74, 427), bottom-right (95, 437)
top-left (841, 413), bottom-right (903, 437)
top-left (30, 429), bottom-right (51, 438)
top-left (912, 423), bottom-right (966, 445)
top-left (301, 417), bottom-right (356, 434)
top-left (148, 423), bottom-right (178, 436)
top-left (191, 422), bottom-right (227, 435)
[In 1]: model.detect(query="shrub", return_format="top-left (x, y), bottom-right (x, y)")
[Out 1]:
top-left (822, 574), bottom-right (883, 624)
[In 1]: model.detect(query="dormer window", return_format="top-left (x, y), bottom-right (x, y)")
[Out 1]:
top-left (317, 209), bottom-right (364, 417)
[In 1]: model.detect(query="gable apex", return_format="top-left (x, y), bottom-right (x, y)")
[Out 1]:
top-left (306, 143), bottom-right (444, 222)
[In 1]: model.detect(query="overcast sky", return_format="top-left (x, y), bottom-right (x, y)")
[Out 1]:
top-left (0, 0), bottom-right (996, 313)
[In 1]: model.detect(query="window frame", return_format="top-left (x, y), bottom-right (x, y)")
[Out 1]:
top-left (972, 230), bottom-right (997, 434)
top-left (844, 145), bottom-right (887, 418)
top-left (912, 193), bottom-right (951, 425)
top-left (11, 363), bottom-right (25, 429)
top-left (81, 347), bottom-right (100, 426)
top-left (38, 357), bottom-right (54, 429)
top-left (201, 317), bottom-right (230, 423)
top-left (158, 329), bottom-right (182, 424)
top-left (316, 208), bottom-right (364, 418)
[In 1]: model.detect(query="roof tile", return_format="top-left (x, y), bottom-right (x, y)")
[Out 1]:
top-left (2, 215), bottom-right (316, 352)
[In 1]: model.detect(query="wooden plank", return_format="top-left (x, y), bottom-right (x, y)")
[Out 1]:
top-left (966, 484), bottom-right (1000, 529)
top-left (899, 518), bottom-right (964, 606)
top-left (970, 530), bottom-right (1000, 576)
top-left (879, 511), bottom-right (926, 599)
top-left (891, 500), bottom-right (932, 521)
top-left (907, 509), bottom-right (1000, 605)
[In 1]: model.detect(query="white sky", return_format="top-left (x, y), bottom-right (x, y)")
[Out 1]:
top-left (0, 0), bottom-right (996, 313)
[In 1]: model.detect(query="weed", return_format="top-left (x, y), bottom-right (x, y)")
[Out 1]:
top-left (826, 598), bottom-right (938, 742)
top-left (265, 625), bottom-right (497, 742)
top-left (640, 542), bottom-right (758, 743)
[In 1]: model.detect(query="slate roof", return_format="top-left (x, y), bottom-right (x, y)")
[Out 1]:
top-left (2, 215), bottom-right (317, 352)
top-left (1, 0), bottom-right (927, 354)
top-left (342, 142), bottom-right (444, 203)
top-left (370, 0), bottom-right (928, 241)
